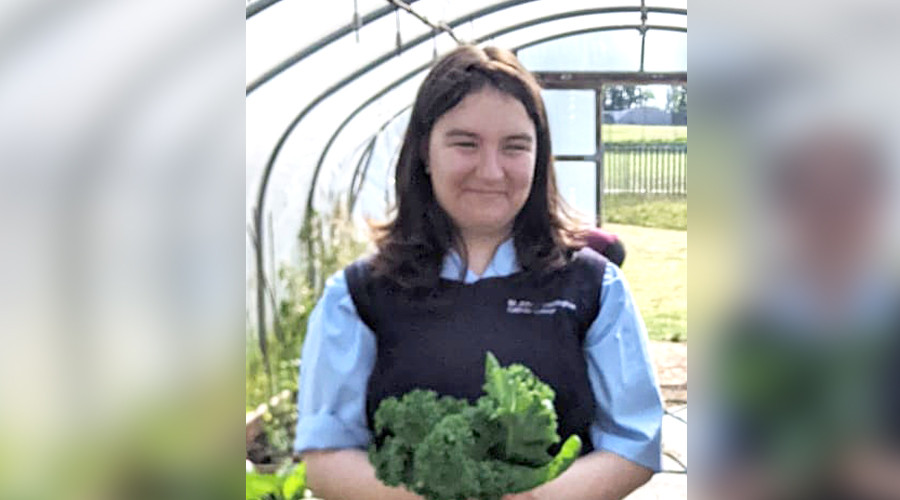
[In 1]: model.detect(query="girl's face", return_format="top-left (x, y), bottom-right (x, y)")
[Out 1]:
top-left (427, 86), bottom-right (537, 239)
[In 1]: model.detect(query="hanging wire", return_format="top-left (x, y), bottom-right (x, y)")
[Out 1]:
top-left (385, 0), bottom-right (462, 44)
top-left (395, 5), bottom-right (402, 56)
top-left (353, 0), bottom-right (362, 42)
top-left (432, 28), bottom-right (438, 60)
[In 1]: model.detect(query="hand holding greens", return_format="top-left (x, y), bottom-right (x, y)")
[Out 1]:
top-left (368, 352), bottom-right (582, 500)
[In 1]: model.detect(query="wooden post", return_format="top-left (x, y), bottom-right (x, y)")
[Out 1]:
top-left (595, 87), bottom-right (604, 226)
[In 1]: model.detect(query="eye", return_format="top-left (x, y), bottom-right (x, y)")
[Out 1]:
top-left (453, 142), bottom-right (477, 149)
top-left (504, 143), bottom-right (531, 152)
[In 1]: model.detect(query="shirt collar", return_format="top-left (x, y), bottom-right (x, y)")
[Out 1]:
top-left (440, 238), bottom-right (521, 283)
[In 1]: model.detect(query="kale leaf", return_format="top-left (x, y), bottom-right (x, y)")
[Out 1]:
top-left (368, 352), bottom-right (582, 500)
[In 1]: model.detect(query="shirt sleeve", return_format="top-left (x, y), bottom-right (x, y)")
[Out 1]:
top-left (584, 263), bottom-right (664, 471)
top-left (293, 269), bottom-right (376, 454)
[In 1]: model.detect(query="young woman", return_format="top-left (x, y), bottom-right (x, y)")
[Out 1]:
top-left (295, 45), bottom-right (663, 500)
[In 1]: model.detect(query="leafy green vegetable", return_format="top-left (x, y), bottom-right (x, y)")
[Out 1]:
top-left (369, 352), bottom-right (583, 500)
top-left (280, 463), bottom-right (306, 500)
top-left (374, 390), bottom-right (469, 446)
top-left (245, 471), bottom-right (280, 500)
top-left (477, 435), bottom-right (583, 495)
top-left (245, 462), bottom-right (306, 500)
top-left (482, 352), bottom-right (560, 466)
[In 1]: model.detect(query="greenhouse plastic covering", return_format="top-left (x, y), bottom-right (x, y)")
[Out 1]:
top-left (246, 0), bottom-right (686, 309)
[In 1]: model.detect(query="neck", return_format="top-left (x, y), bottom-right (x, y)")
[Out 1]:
top-left (459, 229), bottom-right (510, 276)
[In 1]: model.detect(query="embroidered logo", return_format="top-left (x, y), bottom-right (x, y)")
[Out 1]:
top-left (506, 299), bottom-right (577, 315)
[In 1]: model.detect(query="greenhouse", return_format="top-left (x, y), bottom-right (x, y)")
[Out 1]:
top-left (246, 1), bottom-right (687, 497)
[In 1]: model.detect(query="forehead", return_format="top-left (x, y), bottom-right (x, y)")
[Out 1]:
top-left (433, 86), bottom-right (535, 137)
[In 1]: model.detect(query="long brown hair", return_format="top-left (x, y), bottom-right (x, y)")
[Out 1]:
top-left (371, 45), bottom-right (583, 289)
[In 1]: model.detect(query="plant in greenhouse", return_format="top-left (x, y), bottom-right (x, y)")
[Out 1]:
top-left (369, 352), bottom-right (582, 500)
top-left (246, 462), bottom-right (307, 500)
top-left (247, 201), bottom-right (369, 466)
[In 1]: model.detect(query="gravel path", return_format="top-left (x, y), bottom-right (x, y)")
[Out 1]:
top-left (625, 340), bottom-right (688, 500)
top-left (649, 340), bottom-right (688, 407)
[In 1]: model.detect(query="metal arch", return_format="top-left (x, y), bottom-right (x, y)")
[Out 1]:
top-left (246, 0), bottom-right (284, 19)
top-left (247, 0), bottom-right (425, 93)
top-left (348, 135), bottom-right (378, 212)
top-left (294, 22), bottom-right (687, 284)
top-left (348, 105), bottom-right (412, 213)
top-left (301, 21), bottom-right (688, 265)
top-left (246, 0), bottom-right (423, 20)
top-left (307, 18), bottom-right (687, 227)
top-left (254, 0), bottom-right (560, 299)
top-left (247, 0), bottom-right (525, 95)
top-left (326, 25), bottom-right (688, 206)
top-left (252, 5), bottom-right (687, 336)
top-left (349, 32), bottom-right (688, 222)
top-left (252, 1), bottom-right (562, 238)
top-left (515, 24), bottom-right (686, 54)
top-left (325, 26), bottom-right (688, 209)
top-left (468, 8), bottom-right (684, 46)
top-left (255, 5), bottom-right (682, 242)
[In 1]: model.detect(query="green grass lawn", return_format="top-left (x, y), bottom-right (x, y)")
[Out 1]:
top-left (605, 223), bottom-right (687, 342)
top-left (604, 194), bottom-right (687, 231)
top-left (602, 124), bottom-right (687, 143)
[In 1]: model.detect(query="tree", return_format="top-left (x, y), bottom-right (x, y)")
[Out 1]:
top-left (666, 85), bottom-right (687, 114)
top-left (604, 85), bottom-right (655, 111)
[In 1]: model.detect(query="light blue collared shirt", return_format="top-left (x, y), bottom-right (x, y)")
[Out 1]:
top-left (294, 239), bottom-right (664, 471)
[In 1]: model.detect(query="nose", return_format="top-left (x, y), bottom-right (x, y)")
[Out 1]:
top-left (475, 148), bottom-right (504, 182)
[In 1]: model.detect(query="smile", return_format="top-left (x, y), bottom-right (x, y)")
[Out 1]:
top-left (466, 189), bottom-right (506, 195)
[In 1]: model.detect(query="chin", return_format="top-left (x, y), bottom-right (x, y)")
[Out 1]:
top-left (461, 218), bottom-right (515, 235)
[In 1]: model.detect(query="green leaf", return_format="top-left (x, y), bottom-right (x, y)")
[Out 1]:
top-left (246, 471), bottom-right (281, 500)
top-left (543, 434), bottom-right (582, 481)
top-left (411, 413), bottom-right (481, 500)
top-left (281, 463), bottom-right (306, 500)
top-left (481, 352), bottom-right (560, 466)
top-left (479, 434), bottom-right (582, 495)
top-left (373, 390), bottom-right (466, 445)
top-left (369, 436), bottom-right (415, 487)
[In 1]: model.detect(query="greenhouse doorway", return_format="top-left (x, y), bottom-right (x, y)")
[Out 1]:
top-left (534, 72), bottom-right (686, 227)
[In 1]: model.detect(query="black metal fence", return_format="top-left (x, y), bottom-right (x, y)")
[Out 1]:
top-left (603, 143), bottom-right (687, 196)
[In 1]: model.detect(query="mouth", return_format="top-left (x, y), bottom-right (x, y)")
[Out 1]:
top-left (465, 189), bottom-right (506, 196)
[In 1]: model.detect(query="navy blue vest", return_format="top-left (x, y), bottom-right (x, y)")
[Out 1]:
top-left (345, 248), bottom-right (608, 455)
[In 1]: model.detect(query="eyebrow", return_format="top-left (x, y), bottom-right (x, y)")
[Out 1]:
top-left (444, 129), bottom-right (534, 142)
top-left (444, 129), bottom-right (478, 139)
top-left (504, 134), bottom-right (534, 143)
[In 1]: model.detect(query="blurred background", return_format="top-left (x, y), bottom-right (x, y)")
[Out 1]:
top-left (691, 1), bottom-right (900, 498)
top-left (244, 1), bottom-right (687, 498)
top-left (0, 0), bottom-right (244, 499)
